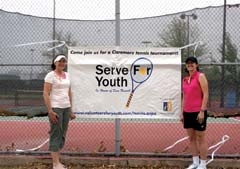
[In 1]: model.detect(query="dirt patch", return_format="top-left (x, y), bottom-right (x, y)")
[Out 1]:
top-left (1, 162), bottom-right (240, 169)
top-left (0, 155), bottom-right (240, 169)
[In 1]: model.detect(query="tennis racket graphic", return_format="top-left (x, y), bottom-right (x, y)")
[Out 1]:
top-left (125, 57), bottom-right (153, 108)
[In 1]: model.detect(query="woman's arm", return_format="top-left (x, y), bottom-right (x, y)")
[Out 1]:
top-left (180, 92), bottom-right (184, 122)
top-left (43, 82), bottom-right (53, 113)
top-left (69, 87), bottom-right (76, 120)
top-left (43, 82), bottom-right (58, 123)
top-left (197, 73), bottom-right (209, 123)
top-left (199, 73), bottom-right (209, 111)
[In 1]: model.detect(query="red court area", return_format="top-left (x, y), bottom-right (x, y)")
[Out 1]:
top-left (0, 120), bottom-right (239, 154)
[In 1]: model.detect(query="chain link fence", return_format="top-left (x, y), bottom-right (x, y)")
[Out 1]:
top-left (0, 2), bottom-right (240, 157)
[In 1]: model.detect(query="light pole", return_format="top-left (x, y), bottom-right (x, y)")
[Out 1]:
top-left (220, 0), bottom-right (227, 107)
top-left (53, 0), bottom-right (56, 57)
top-left (180, 13), bottom-right (197, 56)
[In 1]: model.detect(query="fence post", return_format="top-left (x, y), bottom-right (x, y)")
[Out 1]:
top-left (115, 0), bottom-right (121, 157)
top-left (14, 90), bottom-right (19, 106)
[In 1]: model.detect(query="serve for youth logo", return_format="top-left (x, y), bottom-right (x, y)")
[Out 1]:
top-left (126, 57), bottom-right (153, 107)
top-left (94, 57), bottom-right (153, 107)
top-left (95, 57), bottom-right (153, 87)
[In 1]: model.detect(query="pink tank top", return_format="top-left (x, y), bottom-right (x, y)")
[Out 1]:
top-left (183, 71), bottom-right (203, 112)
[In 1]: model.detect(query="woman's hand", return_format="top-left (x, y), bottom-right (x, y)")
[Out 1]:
top-left (180, 113), bottom-right (184, 123)
top-left (48, 111), bottom-right (59, 124)
top-left (197, 111), bottom-right (204, 124)
top-left (70, 112), bottom-right (76, 120)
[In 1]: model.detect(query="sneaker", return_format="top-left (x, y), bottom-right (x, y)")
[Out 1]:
top-left (53, 163), bottom-right (67, 169)
top-left (186, 163), bottom-right (199, 169)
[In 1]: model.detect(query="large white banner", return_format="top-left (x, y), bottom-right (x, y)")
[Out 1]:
top-left (68, 46), bottom-right (181, 119)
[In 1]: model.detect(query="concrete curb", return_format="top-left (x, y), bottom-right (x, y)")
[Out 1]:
top-left (0, 155), bottom-right (240, 168)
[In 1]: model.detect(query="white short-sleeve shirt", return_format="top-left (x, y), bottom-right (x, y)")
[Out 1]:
top-left (44, 71), bottom-right (71, 108)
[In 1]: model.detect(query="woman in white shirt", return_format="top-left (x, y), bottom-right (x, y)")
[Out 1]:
top-left (43, 55), bottom-right (75, 169)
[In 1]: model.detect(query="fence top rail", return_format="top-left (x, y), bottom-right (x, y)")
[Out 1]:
top-left (184, 62), bottom-right (240, 66)
top-left (1, 63), bottom-right (240, 67)
top-left (0, 64), bottom-right (48, 66)
top-left (15, 90), bottom-right (43, 93)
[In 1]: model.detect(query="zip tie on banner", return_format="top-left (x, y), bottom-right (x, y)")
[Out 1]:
top-left (179, 41), bottom-right (203, 50)
top-left (162, 136), bottom-right (189, 152)
top-left (47, 41), bottom-right (66, 51)
top-left (180, 41), bottom-right (204, 57)
top-left (16, 138), bottom-right (49, 152)
top-left (206, 135), bottom-right (230, 165)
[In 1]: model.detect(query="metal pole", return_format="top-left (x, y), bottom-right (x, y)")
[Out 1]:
top-left (220, 0), bottom-right (227, 107)
top-left (180, 13), bottom-right (197, 57)
top-left (115, 0), bottom-right (121, 157)
top-left (53, 0), bottom-right (56, 57)
top-left (30, 49), bottom-right (35, 83)
top-left (115, 0), bottom-right (120, 46)
top-left (187, 16), bottom-right (190, 56)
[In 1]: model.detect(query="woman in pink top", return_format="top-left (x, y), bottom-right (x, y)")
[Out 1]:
top-left (181, 56), bottom-right (209, 169)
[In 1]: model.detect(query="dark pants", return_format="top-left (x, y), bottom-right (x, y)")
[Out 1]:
top-left (48, 107), bottom-right (70, 152)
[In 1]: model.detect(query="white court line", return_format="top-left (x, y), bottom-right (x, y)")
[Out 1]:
top-left (163, 135), bottom-right (230, 166)
top-left (16, 139), bottom-right (49, 152)
top-left (207, 135), bottom-right (230, 165)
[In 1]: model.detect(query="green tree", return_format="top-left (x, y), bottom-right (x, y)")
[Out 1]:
top-left (218, 32), bottom-right (238, 83)
top-left (158, 17), bottom-right (206, 62)
top-left (218, 33), bottom-right (238, 107)
top-left (219, 32), bottom-right (238, 78)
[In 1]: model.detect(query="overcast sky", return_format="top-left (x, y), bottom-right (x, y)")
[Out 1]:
top-left (0, 0), bottom-right (239, 20)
